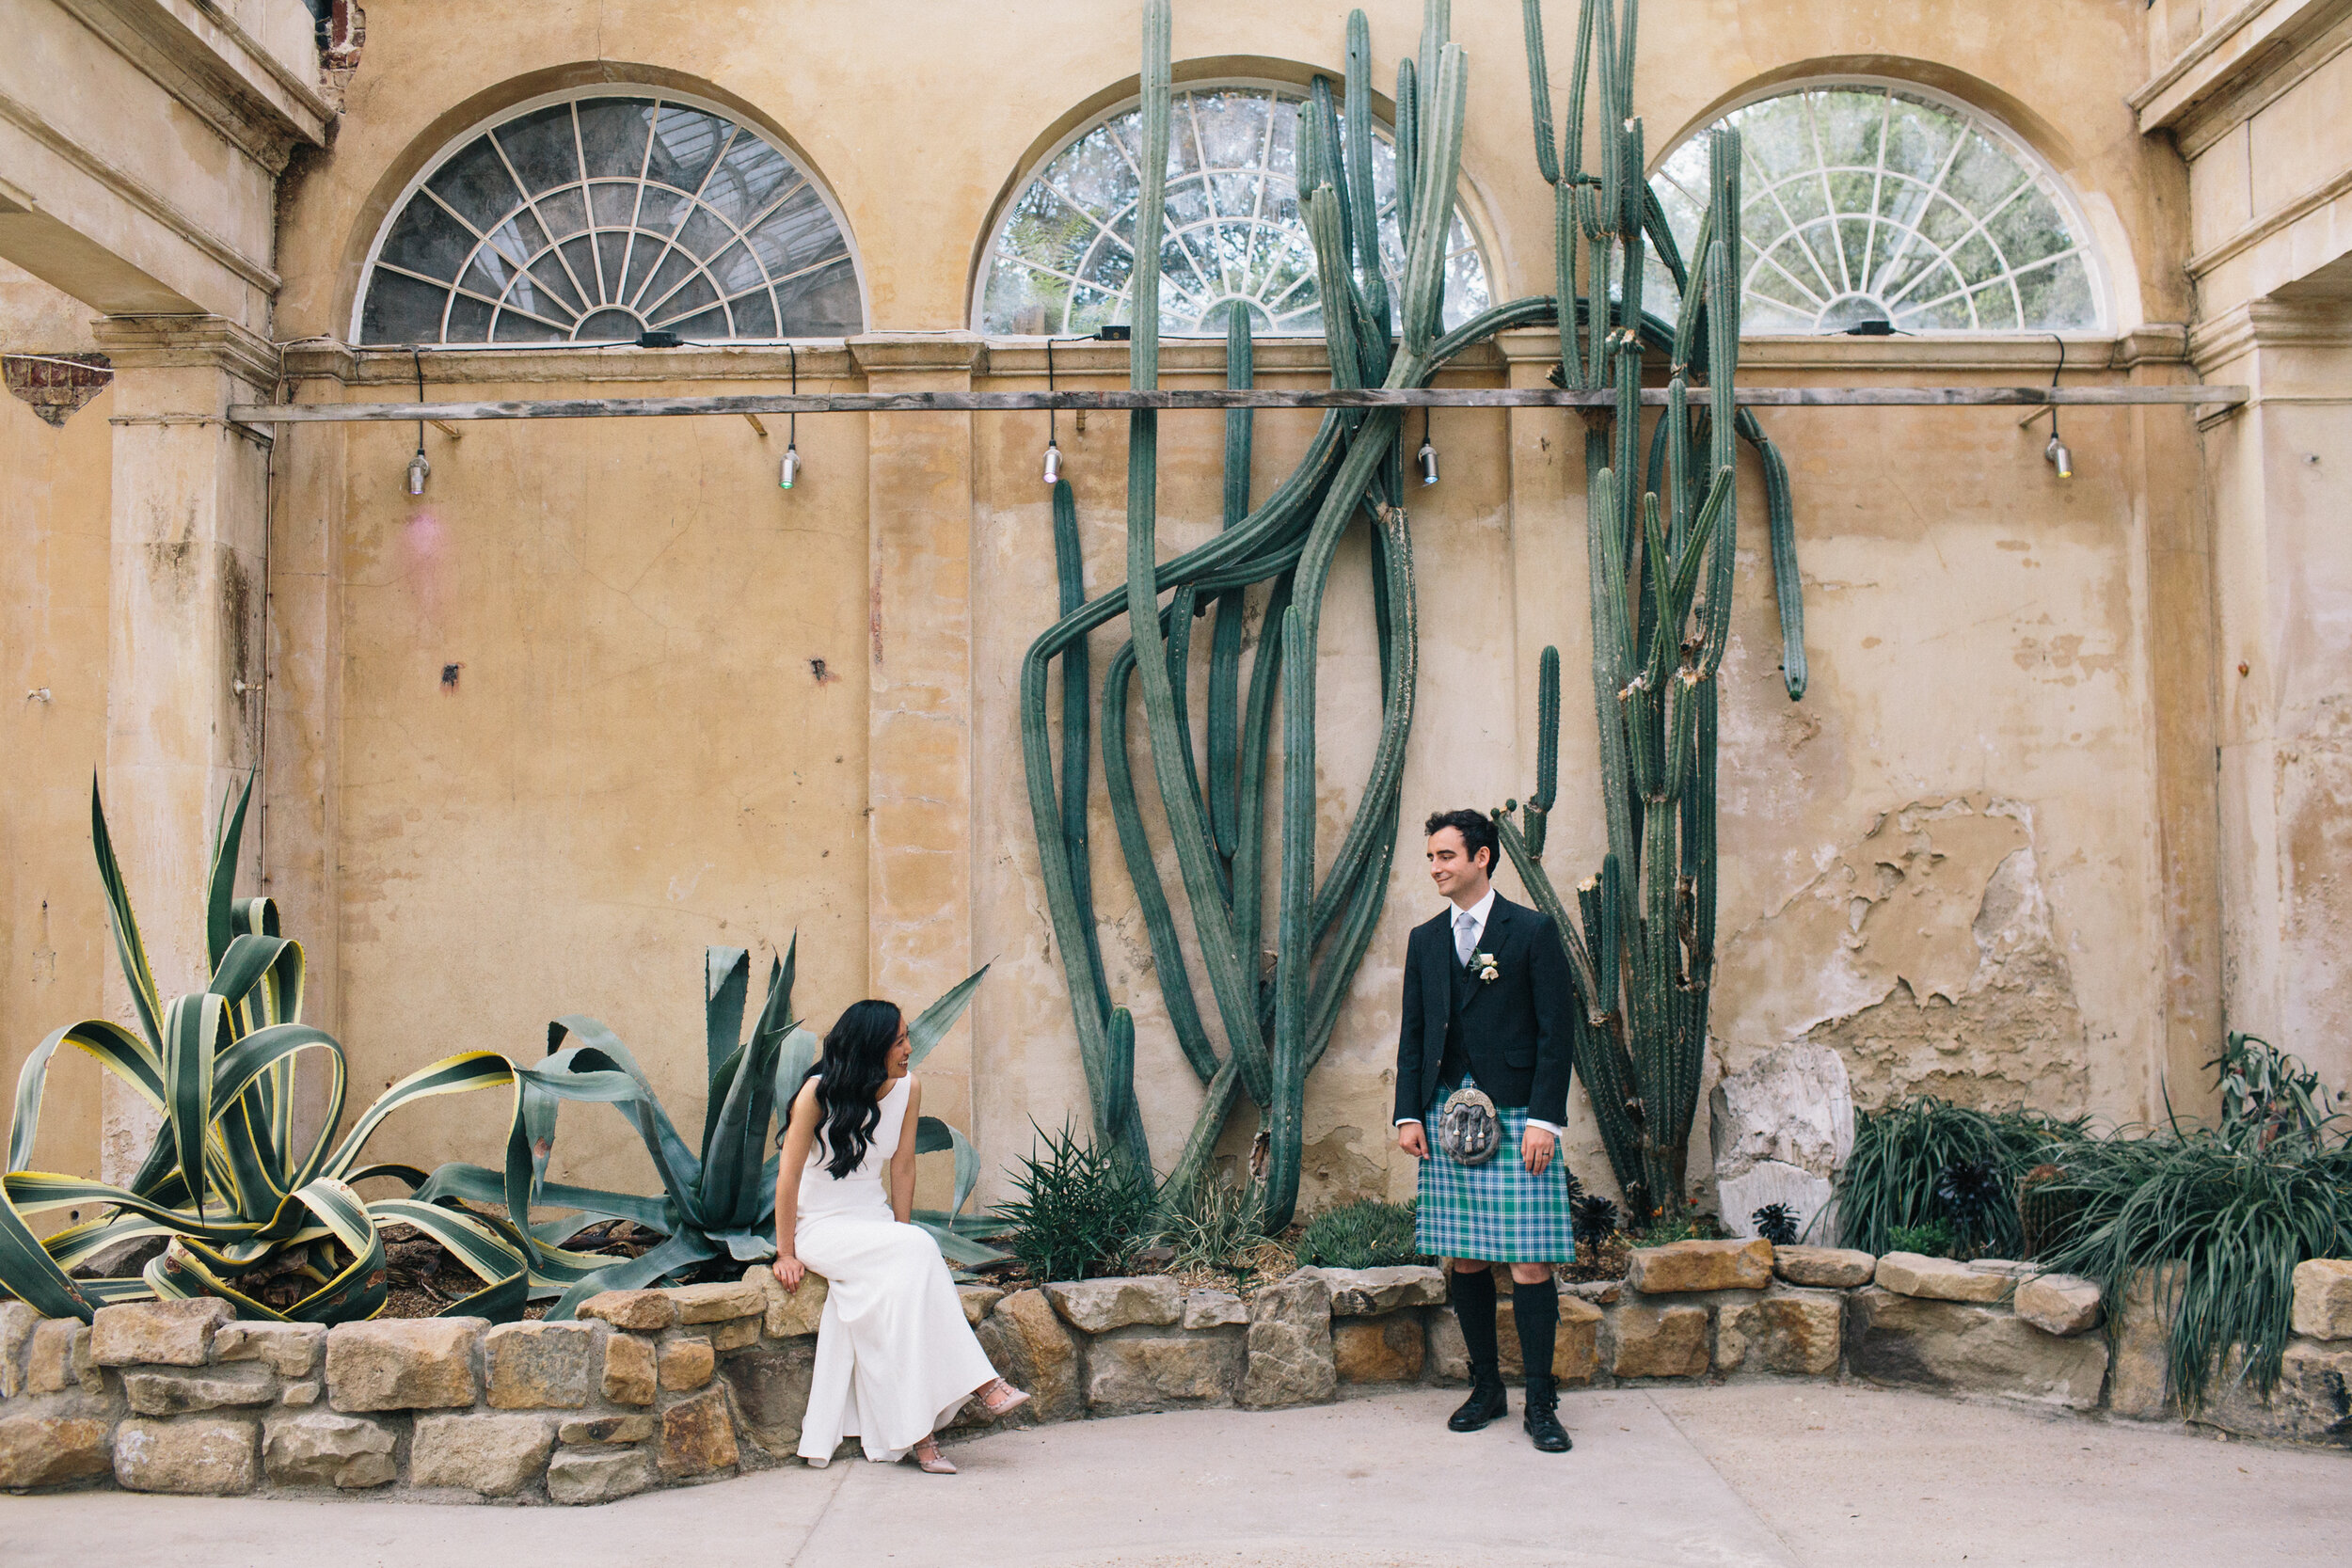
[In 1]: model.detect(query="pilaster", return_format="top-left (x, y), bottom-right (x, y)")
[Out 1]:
top-left (849, 332), bottom-right (985, 1147)
top-left (89, 311), bottom-right (277, 1181)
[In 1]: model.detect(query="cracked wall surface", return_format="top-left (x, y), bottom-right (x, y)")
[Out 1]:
top-left (1718, 797), bottom-right (2092, 1115)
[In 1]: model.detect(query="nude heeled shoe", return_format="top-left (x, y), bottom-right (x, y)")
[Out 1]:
top-left (976, 1376), bottom-right (1031, 1419)
top-left (911, 1437), bottom-right (957, 1475)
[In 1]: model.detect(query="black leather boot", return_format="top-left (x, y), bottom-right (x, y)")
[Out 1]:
top-left (1521, 1373), bottom-right (1572, 1452)
top-left (1448, 1365), bottom-right (1508, 1432)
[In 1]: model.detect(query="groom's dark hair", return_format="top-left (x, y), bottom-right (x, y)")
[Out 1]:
top-left (1424, 807), bottom-right (1497, 873)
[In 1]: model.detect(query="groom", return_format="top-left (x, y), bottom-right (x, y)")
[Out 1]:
top-left (1394, 808), bottom-right (1577, 1453)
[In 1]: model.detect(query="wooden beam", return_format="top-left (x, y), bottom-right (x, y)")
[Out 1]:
top-left (227, 384), bottom-right (2251, 425)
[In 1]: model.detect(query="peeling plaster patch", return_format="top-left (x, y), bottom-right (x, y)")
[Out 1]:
top-left (1295, 1123), bottom-right (1385, 1211)
top-left (1715, 795), bottom-right (2089, 1114)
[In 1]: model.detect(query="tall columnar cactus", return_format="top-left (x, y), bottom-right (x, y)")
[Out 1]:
top-left (1497, 0), bottom-right (1808, 1222)
top-left (1021, 1), bottom-right (1554, 1228)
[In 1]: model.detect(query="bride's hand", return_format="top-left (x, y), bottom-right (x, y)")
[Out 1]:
top-left (771, 1253), bottom-right (806, 1291)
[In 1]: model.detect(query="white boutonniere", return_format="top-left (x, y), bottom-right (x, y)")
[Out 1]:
top-left (1474, 951), bottom-right (1500, 984)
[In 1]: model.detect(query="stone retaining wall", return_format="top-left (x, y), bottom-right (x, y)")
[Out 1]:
top-left (6, 1246), bottom-right (2346, 1501)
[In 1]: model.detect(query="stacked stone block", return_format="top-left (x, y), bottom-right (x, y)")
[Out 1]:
top-left (6, 1247), bottom-right (2347, 1501)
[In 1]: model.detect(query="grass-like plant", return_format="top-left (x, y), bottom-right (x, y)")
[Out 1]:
top-left (1158, 1175), bottom-right (1266, 1275)
top-left (992, 1121), bottom-right (1153, 1284)
top-left (1293, 1198), bottom-right (1422, 1270)
top-left (1836, 1096), bottom-right (2090, 1257)
top-left (2, 781), bottom-right (537, 1323)
top-left (417, 946), bottom-right (993, 1317)
top-left (2036, 1118), bottom-right (2352, 1409)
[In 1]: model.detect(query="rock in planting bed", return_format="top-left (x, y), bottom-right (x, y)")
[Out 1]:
top-left (3, 1246), bottom-right (2344, 1503)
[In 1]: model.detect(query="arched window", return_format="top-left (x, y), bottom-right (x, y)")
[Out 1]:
top-left (978, 83), bottom-right (1490, 338)
top-left (357, 90), bottom-right (863, 344)
top-left (1648, 83), bottom-right (2102, 334)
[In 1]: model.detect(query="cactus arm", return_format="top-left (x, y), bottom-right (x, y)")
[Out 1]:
top-left (1344, 12), bottom-right (1389, 334)
top-left (1521, 0), bottom-right (1560, 186)
top-left (1394, 56), bottom-right (1419, 241)
top-left (1206, 312), bottom-right (1255, 858)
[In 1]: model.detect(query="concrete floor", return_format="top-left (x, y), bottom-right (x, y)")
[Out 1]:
top-left (5, 1385), bottom-right (2339, 1567)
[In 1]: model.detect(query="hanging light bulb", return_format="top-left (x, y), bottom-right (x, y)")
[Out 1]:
top-left (1042, 336), bottom-right (1066, 486)
top-left (405, 347), bottom-right (432, 497)
top-left (2044, 431), bottom-right (2073, 481)
top-left (779, 443), bottom-right (801, 488)
top-left (1042, 439), bottom-right (1062, 486)
top-left (405, 447), bottom-right (430, 496)
top-left (1417, 405), bottom-right (1438, 486)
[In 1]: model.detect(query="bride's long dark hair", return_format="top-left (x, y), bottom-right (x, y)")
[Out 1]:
top-left (809, 999), bottom-right (902, 1179)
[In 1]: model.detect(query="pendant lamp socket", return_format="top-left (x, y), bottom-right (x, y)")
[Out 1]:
top-left (405, 450), bottom-right (430, 497)
top-left (1042, 440), bottom-right (1062, 486)
top-left (780, 443), bottom-right (801, 489)
top-left (1417, 436), bottom-right (1439, 486)
top-left (2044, 433), bottom-right (2073, 481)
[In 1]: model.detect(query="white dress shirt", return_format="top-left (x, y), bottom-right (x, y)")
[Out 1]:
top-left (1399, 886), bottom-right (1565, 1138)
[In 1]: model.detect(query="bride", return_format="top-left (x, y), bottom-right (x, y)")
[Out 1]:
top-left (773, 999), bottom-right (1030, 1472)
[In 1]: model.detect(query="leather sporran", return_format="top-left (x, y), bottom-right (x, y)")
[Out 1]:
top-left (1436, 1085), bottom-right (1502, 1165)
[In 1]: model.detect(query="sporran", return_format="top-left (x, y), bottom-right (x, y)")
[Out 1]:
top-left (1436, 1085), bottom-right (1502, 1165)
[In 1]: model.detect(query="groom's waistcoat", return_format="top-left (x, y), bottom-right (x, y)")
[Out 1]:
top-left (1393, 892), bottom-right (1577, 1127)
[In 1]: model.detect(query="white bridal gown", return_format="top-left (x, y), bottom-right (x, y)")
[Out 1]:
top-left (793, 1074), bottom-right (997, 1465)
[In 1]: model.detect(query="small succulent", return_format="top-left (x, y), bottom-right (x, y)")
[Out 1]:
top-left (1750, 1202), bottom-right (1801, 1246)
top-left (1571, 1193), bottom-right (1621, 1244)
top-left (1935, 1158), bottom-right (2005, 1249)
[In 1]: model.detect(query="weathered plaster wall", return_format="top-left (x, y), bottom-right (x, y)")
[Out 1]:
top-left (7, 0), bottom-right (2253, 1218)
top-left (313, 358), bottom-right (874, 1192)
top-left (0, 263), bottom-right (109, 1184)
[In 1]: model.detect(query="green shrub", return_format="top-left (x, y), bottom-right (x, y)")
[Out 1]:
top-left (1837, 1096), bottom-right (2090, 1257)
top-left (2037, 1120), bottom-right (2352, 1409)
top-left (1886, 1219), bottom-right (1963, 1259)
top-left (1159, 1176), bottom-right (1265, 1274)
top-left (992, 1122), bottom-right (1153, 1284)
top-left (1294, 1198), bottom-right (1422, 1270)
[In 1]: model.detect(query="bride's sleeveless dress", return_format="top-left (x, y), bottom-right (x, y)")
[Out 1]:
top-left (794, 1074), bottom-right (998, 1465)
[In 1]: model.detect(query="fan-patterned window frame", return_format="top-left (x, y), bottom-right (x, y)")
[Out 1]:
top-left (355, 87), bottom-right (866, 345)
top-left (1647, 80), bottom-right (2106, 336)
top-left (976, 79), bottom-right (1491, 339)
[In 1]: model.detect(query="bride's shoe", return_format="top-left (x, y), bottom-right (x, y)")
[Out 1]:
top-left (976, 1377), bottom-right (1032, 1419)
top-left (910, 1437), bottom-right (957, 1475)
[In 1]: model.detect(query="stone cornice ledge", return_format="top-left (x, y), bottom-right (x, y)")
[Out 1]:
top-left (287, 341), bottom-right (865, 388)
top-left (2133, 0), bottom-right (2352, 135)
top-left (1495, 327), bottom-right (2187, 373)
top-left (850, 332), bottom-right (987, 379)
top-left (92, 312), bottom-right (278, 391)
top-left (2189, 299), bottom-right (2352, 373)
top-left (52, 0), bottom-right (332, 171)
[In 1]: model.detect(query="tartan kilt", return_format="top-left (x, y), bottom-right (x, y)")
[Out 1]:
top-left (1415, 1085), bottom-right (1578, 1263)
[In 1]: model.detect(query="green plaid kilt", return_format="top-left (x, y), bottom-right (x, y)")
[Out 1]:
top-left (1415, 1083), bottom-right (1578, 1263)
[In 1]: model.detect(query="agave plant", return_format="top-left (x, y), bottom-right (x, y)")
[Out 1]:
top-left (417, 945), bottom-right (995, 1317)
top-left (1, 780), bottom-right (535, 1323)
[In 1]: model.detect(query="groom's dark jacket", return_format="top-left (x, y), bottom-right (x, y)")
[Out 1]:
top-left (1393, 893), bottom-right (1576, 1128)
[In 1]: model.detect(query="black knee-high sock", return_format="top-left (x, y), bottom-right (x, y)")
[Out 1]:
top-left (1451, 1266), bottom-right (1500, 1374)
top-left (1513, 1278), bottom-right (1560, 1386)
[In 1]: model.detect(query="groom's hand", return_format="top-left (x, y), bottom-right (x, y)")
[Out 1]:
top-left (1520, 1125), bottom-right (1556, 1175)
top-left (1397, 1122), bottom-right (1428, 1160)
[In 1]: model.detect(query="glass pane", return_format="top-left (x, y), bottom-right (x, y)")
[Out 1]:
top-left (494, 103), bottom-right (581, 196)
top-left (577, 97), bottom-right (655, 178)
top-left (491, 309), bottom-right (564, 342)
top-left (776, 259), bottom-right (862, 336)
top-left (708, 240), bottom-right (764, 296)
top-left (2015, 253), bottom-right (2092, 328)
top-left (637, 246), bottom-right (697, 313)
top-left (704, 137), bottom-right (797, 227)
top-left (622, 235), bottom-right (673, 305)
top-left (747, 187), bottom-right (846, 276)
top-left (726, 289), bottom-right (776, 337)
top-left (675, 205), bottom-right (736, 260)
top-left (359, 271), bottom-right (450, 342)
top-left (526, 254), bottom-right (585, 315)
top-left (424, 136), bottom-right (523, 233)
top-left (1986, 182), bottom-right (2069, 269)
top-left (378, 198), bottom-right (473, 281)
top-left (534, 186), bottom-right (590, 242)
top-left (1968, 281), bottom-right (2019, 330)
top-left (665, 306), bottom-right (728, 338)
top-left (447, 294), bottom-right (494, 341)
top-left (558, 235), bottom-right (602, 304)
top-left (590, 181), bottom-right (640, 228)
top-left (646, 106), bottom-right (728, 192)
top-left (595, 231), bottom-right (630, 300)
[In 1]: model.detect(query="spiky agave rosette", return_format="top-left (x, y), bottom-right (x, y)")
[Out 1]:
top-left (0, 780), bottom-right (555, 1323)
